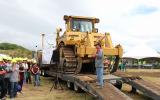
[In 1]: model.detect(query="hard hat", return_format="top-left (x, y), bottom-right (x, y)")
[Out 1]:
top-left (94, 42), bottom-right (101, 46)
top-left (11, 59), bottom-right (17, 63)
top-left (0, 58), bottom-right (3, 61)
top-left (6, 57), bottom-right (12, 61)
top-left (23, 57), bottom-right (28, 61)
top-left (31, 59), bottom-right (36, 63)
top-left (33, 60), bottom-right (37, 64)
top-left (27, 59), bottom-right (32, 62)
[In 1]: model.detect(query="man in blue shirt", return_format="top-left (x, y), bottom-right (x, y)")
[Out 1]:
top-left (94, 42), bottom-right (104, 88)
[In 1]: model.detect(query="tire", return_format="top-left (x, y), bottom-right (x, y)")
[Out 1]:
top-left (66, 81), bottom-right (74, 90)
top-left (74, 83), bottom-right (82, 92)
top-left (40, 70), bottom-right (42, 76)
top-left (115, 80), bottom-right (122, 90)
top-left (41, 70), bottom-right (45, 76)
top-left (41, 70), bottom-right (48, 77)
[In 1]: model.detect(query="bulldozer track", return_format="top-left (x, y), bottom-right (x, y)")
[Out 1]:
top-left (61, 47), bottom-right (77, 74)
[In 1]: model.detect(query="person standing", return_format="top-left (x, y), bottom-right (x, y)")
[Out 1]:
top-left (0, 59), bottom-right (7, 100)
top-left (31, 63), bottom-right (40, 86)
top-left (4, 59), bottom-right (12, 96)
top-left (10, 61), bottom-right (19, 99)
top-left (26, 61), bottom-right (32, 84)
top-left (120, 60), bottom-right (127, 72)
top-left (22, 60), bottom-right (28, 83)
top-left (18, 63), bottom-right (24, 92)
top-left (120, 61), bottom-right (124, 72)
top-left (94, 42), bottom-right (104, 88)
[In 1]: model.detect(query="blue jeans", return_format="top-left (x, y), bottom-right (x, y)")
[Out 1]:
top-left (34, 74), bottom-right (40, 86)
top-left (24, 71), bottom-right (27, 83)
top-left (96, 67), bottom-right (104, 87)
top-left (10, 82), bottom-right (18, 98)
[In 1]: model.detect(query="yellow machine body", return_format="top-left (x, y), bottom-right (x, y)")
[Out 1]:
top-left (56, 15), bottom-right (123, 58)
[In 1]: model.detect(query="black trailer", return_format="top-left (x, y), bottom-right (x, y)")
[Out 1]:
top-left (46, 69), bottom-right (133, 100)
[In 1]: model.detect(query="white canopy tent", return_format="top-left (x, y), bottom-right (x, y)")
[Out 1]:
top-left (123, 44), bottom-right (160, 59)
top-left (0, 54), bottom-right (9, 58)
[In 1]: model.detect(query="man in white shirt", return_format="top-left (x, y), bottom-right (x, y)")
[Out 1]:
top-left (22, 60), bottom-right (28, 83)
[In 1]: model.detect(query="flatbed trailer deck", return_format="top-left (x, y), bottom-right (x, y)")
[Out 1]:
top-left (45, 68), bottom-right (160, 100)
top-left (47, 71), bottom-right (132, 100)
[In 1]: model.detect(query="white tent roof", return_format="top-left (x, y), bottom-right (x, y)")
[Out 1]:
top-left (0, 54), bottom-right (8, 57)
top-left (123, 44), bottom-right (160, 59)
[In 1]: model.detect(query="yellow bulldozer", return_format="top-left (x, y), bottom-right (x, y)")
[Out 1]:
top-left (51, 15), bottom-right (123, 74)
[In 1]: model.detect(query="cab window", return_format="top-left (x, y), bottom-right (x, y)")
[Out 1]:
top-left (71, 19), bottom-right (93, 32)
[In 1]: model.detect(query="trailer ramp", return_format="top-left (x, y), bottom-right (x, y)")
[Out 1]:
top-left (75, 75), bottom-right (132, 100)
top-left (88, 82), bottom-right (132, 100)
top-left (114, 71), bottom-right (160, 100)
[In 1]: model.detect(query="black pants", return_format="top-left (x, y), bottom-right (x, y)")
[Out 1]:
top-left (0, 77), bottom-right (6, 99)
top-left (26, 73), bottom-right (32, 84)
top-left (4, 78), bottom-right (10, 95)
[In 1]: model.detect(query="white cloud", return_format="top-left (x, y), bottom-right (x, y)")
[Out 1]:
top-left (0, 0), bottom-right (160, 52)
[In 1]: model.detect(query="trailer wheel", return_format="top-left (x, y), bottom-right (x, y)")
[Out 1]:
top-left (67, 81), bottom-right (74, 90)
top-left (41, 70), bottom-right (48, 77)
top-left (74, 83), bottom-right (81, 92)
top-left (41, 70), bottom-right (45, 76)
top-left (115, 80), bottom-right (122, 90)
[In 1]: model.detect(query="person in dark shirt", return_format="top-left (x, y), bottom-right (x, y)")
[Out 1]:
top-left (31, 63), bottom-right (40, 86)
top-left (19, 63), bottom-right (24, 92)
top-left (26, 62), bottom-right (32, 84)
top-left (4, 59), bottom-right (12, 96)
top-left (0, 59), bottom-right (7, 99)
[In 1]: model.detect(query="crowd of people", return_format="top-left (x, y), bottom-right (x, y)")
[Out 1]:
top-left (0, 57), bottom-right (40, 100)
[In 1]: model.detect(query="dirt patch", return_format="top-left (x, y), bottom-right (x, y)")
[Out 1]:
top-left (6, 77), bottom-right (93, 100)
top-left (125, 72), bottom-right (160, 77)
top-left (125, 69), bottom-right (160, 77)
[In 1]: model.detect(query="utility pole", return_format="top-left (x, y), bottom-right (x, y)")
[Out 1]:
top-left (41, 33), bottom-right (45, 49)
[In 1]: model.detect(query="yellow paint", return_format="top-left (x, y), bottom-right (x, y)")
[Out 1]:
top-left (56, 15), bottom-right (123, 58)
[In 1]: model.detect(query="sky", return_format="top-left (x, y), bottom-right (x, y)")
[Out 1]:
top-left (0, 0), bottom-right (160, 52)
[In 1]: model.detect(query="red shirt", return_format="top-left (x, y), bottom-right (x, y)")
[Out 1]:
top-left (31, 65), bottom-right (39, 74)
top-left (19, 72), bottom-right (24, 81)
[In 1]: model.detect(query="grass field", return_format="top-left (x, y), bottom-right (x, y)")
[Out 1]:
top-left (126, 69), bottom-right (160, 85)
top-left (7, 77), bottom-right (93, 100)
top-left (123, 69), bottom-right (160, 100)
top-left (7, 69), bottom-right (160, 100)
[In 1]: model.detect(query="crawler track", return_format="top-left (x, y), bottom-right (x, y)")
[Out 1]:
top-left (60, 47), bottom-right (77, 74)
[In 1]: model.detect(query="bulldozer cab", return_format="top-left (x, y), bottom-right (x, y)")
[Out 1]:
top-left (71, 19), bottom-right (93, 32)
top-left (64, 15), bottom-right (99, 32)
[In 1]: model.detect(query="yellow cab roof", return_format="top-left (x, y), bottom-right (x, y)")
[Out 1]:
top-left (68, 15), bottom-right (97, 20)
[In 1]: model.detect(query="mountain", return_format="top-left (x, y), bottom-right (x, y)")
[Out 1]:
top-left (0, 43), bottom-right (32, 58)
